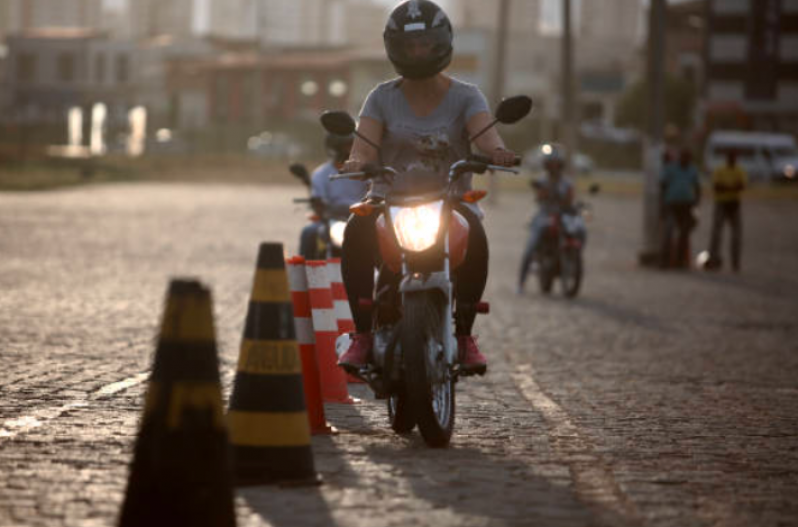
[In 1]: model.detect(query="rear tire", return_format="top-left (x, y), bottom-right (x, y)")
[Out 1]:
top-left (538, 256), bottom-right (554, 294)
top-left (560, 249), bottom-right (582, 298)
top-left (402, 291), bottom-right (454, 448)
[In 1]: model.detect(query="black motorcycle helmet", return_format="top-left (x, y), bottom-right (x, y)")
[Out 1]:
top-left (384, 0), bottom-right (453, 80)
top-left (324, 132), bottom-right (354, 164)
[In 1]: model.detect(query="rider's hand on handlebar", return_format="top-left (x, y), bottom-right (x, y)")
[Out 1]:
top-left (341, 158), bottom-right (365, 174)
top-left (491, 147), bottom-right (517, 167)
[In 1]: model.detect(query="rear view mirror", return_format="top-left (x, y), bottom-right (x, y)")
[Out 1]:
top-left (469, 94), bottom-right (533, 143)
top-left (495, 96), bottom-right (533, 124)
top-left (320, 111), bottom-right (356, 136)
top-left (289, 163), bottom-right (310, 187)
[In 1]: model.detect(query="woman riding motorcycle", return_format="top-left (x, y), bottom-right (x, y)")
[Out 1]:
top-left (337, 0), bottom-right (517, 376)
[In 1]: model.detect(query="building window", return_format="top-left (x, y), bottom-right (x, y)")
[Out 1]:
top-left (95, 54), bottom-right (106, 84)
top-left (242, 73), bottom-right (256, 122)
top-left (215, 76), bottom-right (228, 122)
top-left (116, 54), bottom-right (129, 84)
top-left (17, 53), bottom-right (36, 83)
top-left (57, 53), bottom-right (76, 82)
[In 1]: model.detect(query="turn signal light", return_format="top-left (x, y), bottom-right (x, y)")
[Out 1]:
top-left (462, 190), bottom-right (488, 203)
top-left (350, 202), bottom-right (375, 217)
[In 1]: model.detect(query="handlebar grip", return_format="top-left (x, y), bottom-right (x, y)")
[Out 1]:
top-left (469, 153), bottom-right (522, 166)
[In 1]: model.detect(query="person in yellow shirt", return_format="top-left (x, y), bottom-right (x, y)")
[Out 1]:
top-left (707, 150), bottom-right (747, 271)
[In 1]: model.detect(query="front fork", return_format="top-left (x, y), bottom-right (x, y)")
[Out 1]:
top-left (398, 233), bottom-right (457, 373)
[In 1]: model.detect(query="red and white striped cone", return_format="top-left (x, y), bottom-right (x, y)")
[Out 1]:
top-left (287, 257), bottom-right (334, 434)
top-left (326, 258), bottom-right (364, 384)
top-left (306, 260), bottom-right (354, 404)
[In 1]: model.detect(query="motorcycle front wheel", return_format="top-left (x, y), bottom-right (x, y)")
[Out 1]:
top-left (560, 248), bottom-right (583, 298)
top-left (402, 291), bottom-right (455, 448)
top-left (387, 384), bottom-right (415, 433)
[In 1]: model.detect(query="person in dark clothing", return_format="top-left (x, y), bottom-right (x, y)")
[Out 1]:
top-left (660, 148), bottom-right (701, 269)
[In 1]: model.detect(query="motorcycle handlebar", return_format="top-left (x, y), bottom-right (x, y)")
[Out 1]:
top-left (330, 165), bottom-right (398, 181)
top-left (468, 153), bottom-right (521, 166)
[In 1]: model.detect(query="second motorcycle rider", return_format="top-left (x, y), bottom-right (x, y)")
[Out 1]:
top-left (337, 0), bottom-right (517, 376)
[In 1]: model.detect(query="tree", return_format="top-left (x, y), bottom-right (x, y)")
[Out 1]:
top-left (615, 74), bottom-right (696, 133)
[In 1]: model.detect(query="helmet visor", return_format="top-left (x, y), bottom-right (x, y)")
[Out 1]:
top-left (386, 26), bottom-right (451, 65)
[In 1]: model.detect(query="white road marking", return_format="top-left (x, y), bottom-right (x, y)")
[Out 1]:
top-left (512, 364), bottom-right (638, 519)
top-left (0, 371), bottom-right (150, 441)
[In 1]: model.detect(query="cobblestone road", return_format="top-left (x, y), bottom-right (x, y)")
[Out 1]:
top-left (0, 183), bottom-right (796, 527)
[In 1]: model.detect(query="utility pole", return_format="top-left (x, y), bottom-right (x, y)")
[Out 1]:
top-left (561, 0), bottom-right (575, 176)
top-left (488, 0), bottom-right (511, 204)
top-left (639, 0), bottom-right (667, 266)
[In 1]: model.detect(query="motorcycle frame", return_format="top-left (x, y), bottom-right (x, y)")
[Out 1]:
top-left (379, 194), bottom-right (458, 379)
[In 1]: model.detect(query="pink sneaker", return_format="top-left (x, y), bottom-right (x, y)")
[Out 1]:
top-left (338, 333), bottom-right (373, 373)
top-left (457, 335), bottom-right (487, 375)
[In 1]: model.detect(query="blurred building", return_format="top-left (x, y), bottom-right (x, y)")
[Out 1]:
top-left (664, 0), bottom-right (705, 90)
top-left (450, 0), bottom-right (541, 35)
top-left (1, 29), bottom-right (137, 129)
top-left (208, 0), bottom-right (387, 49)
top-left (703, 0), bottom-right (798, 136)
top-left (0, 0), bottom-right (17, 42)
top-left (130, 0), bottom-right (194, 40)
top-left (580, 0), bottom-right (640, 46)
top-left (0, 0), bottom-right (102, 40)
top-left (331, 0), bottom-right (388, 49)
top-left (100, 3), bottom-right (133, 40)
top-left (208, 0), bottom-right (258, 41)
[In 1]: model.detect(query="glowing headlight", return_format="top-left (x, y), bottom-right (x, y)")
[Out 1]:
top-left (390, 201), bottom-right (443, 252)
top-left (329, 221), bottom-right (346, 247)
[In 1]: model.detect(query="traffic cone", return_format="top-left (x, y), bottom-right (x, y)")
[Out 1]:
top-left (326, 257), bottom-right (364, 384)
top-left (306, 260), bottom-right (355, 403)
top-left (119, 279), bottom-right (236, 527)
top-left (287, 256), bottom-right (334, 435)
top-left (227, 243), bottom-right (319, 486)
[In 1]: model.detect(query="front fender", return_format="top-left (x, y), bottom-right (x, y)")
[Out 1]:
top-left (398, 271), bottom-right (451, 297)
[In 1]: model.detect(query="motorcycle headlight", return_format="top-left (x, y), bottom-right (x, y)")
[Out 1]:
top-left (329, 221), bottom-right (346, 247)
top-left (390, 201), bottom-right (443, 252)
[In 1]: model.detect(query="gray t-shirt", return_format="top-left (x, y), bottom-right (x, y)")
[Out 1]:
top-left (359, 77), bottom-right (490, 199)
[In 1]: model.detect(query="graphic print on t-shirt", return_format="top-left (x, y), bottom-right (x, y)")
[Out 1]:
top-left (403, 125), bottom-right (452, 176)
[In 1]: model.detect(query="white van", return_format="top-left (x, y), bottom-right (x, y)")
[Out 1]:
top-left (703, 131), bottom-right (798, 182)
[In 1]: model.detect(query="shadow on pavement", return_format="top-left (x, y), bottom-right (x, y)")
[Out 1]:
top-left (361, 441), bottom-right (634, 527)
top-left (238, 483), bottom-right (334, 527)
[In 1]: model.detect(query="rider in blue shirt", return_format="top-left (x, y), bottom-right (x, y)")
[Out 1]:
top-left (299, 133), bottom-right (368, 258)
top-left (659, 148), bottom-right (701, 268)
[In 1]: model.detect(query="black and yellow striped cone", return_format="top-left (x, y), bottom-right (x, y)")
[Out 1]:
top-left (227, 243), bottom-right (319, 486)
top-left (119, 279), bottom-right (236, 527)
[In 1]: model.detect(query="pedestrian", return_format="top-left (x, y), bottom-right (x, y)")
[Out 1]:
top-left (706, 149), bottom-right (747, 272)
top-left (660, 148), bottom-right (701, 269)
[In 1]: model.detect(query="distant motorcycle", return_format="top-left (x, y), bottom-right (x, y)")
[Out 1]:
top-left (533, 183), bottom-right (598, 298)
top-left (290, 163), bottom-right (347, 260)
